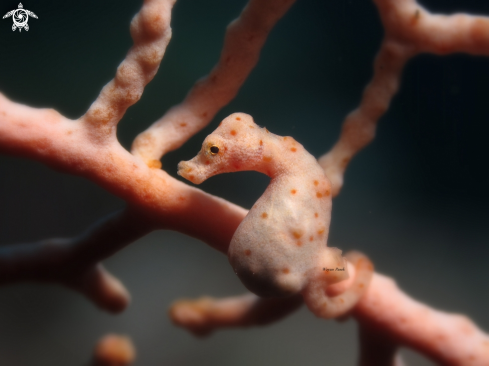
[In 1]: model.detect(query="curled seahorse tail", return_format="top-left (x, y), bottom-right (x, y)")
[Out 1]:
top-left (302, 251), bottom-right (374, 319)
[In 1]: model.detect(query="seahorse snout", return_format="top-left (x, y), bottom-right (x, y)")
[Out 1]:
top-left (177, 160), bottom-right (204, 184)
top-left (178, 154), bottom-right (221, 184)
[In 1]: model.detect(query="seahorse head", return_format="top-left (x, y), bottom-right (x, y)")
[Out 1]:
top-left (178, 113), bottom-right (267, 184)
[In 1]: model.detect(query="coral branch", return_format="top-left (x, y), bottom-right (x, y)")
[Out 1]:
top-left (0, 93), bottom-right (247, 253)
top-left (169, 251), bottom-right (369, 336)
top-left (319, 41), bottom-right (410, 197)
top-left (374, 0), bottom-right (489, 56)
top-left (132, 0), bottom-right (296, 165)
top-left (354, 274), bottom-right (489, 366)
top-left (169, 293), bottom-right (303, 337)
top-left (81, 0), bottom-right (176, 143)
top-left (319, 0), bottom-right (489, 196)
top-left (0, 209), bottom-right (153, 312)
top-left (171, 270), bottom-right (489, 365)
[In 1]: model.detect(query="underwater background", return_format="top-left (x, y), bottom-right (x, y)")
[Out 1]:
top-left (1, 0), bottom-right (488, 364)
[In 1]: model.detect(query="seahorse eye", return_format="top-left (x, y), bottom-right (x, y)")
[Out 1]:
top-left (210, 145), bottom-right (219, 155)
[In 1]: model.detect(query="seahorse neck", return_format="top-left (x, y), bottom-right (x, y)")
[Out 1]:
top-left (257, 136), bottom-right (315, 180)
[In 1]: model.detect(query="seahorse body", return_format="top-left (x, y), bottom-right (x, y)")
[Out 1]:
top-left (178, 113), bottom-right (373, 318)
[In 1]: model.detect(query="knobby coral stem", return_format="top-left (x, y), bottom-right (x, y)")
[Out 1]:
top-left (169, 293), bottom-right (303, 337)
top-left (319, 0), bottom-right (489, 197)
top-left (81, 0), bottom-right (176, 143)
top-left (131, 0), bottom-right (297, 164)
top-left (319, 41), bottom-right (410, 197)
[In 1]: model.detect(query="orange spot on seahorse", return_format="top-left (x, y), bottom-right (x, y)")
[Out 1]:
top-left (291, 147), bottom-right (297, 152)
top-left (292, 231), bottom-right (303, 239)
top-left (230, 130), bottom-right (237, 136)
top-left (245, 249), bottom-right (251, 256)
top-left (261, 212), bottom-right (268, 218)
top-left (291, 189), bottom-right (297, 195)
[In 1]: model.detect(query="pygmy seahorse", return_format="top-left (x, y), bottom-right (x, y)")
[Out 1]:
top-left (178, 113), bottom-right (373, 318)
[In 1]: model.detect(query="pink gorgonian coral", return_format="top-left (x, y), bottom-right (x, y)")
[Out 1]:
top-left (1, 0), bottom-right (488, 365)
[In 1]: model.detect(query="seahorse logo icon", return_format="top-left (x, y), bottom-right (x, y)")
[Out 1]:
top-left (2, 3), bottom-right (38, 32)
